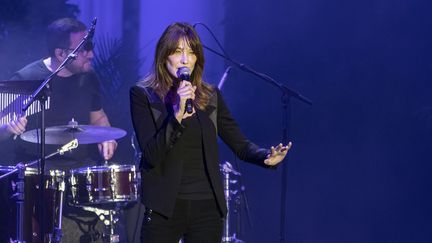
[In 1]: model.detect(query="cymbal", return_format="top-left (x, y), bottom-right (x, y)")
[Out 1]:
top-left (20, 124), bottom-right (127, 145)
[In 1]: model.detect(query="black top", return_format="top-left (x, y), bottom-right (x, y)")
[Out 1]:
top-left (177, 114), bottom-right (214, 200)
top-left (130, 85), bottom-right (271, 218)
top-left (0, 59), bottom-right (103, 169)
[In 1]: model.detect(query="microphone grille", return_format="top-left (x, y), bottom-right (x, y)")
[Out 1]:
top-left (176, 67), bottom-right (191, 80)
top-left (177, 67), bottom-right (190, 75)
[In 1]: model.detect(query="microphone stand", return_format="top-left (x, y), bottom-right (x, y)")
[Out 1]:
top-left (0, 139), bottom-right (78, 180)
top-left (21, 18), bottom-right (97, 242)
top-left (203, 45), bottom-right (312, 105)
top-left (202, 44), bottom-right (312, 243)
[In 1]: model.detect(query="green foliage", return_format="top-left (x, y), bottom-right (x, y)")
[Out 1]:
top-left (93, 34), bottom-right (143, 105)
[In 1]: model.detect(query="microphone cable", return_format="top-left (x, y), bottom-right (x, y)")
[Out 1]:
top-left (193, 22), bottom-right (231, 60)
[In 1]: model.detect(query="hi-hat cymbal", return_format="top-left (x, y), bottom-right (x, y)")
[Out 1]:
top-left (21, 124), bottom-right (127, 145)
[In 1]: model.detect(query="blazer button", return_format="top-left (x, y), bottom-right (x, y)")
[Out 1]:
top-left (176, 132), bottom-right (182, 138)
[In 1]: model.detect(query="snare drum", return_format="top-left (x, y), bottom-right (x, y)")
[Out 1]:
top-left (69, 164), bottom-right (138, 205)
top-left (0, 166), bottom-right (65, 243)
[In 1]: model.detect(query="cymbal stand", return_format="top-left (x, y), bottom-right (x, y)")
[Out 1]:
top-left (15, 163), bottom-right (25, 243)
top-left (82, 206), bottom-right (120, 243)
top-left (51, 173), bottom-right (65, 243)
top-left (220, 161), bottom-right (244, 243)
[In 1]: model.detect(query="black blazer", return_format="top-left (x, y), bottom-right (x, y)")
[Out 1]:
top-left (130, 85), bottom-right (270, 218)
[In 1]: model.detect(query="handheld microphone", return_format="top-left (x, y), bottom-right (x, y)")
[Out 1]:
top-left (176, 67), bottom-right (193, 114)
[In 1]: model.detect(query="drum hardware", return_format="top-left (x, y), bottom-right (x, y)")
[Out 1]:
top-left (81, 206), bottom-right (121, 243)
top-left (51, 170), bottom-right (65, 243)
top-left (0, 139), bottom-right (78, 181)
top-left (0, 139), bottom-right (78, 243)
top-left (220, 161), bottom-right (246, 243)
top-left (1, 167), bottom-right (65, 243)
top-left (15, 163), bottom-right (25, 243)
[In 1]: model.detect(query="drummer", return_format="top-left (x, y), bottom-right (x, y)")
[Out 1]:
top-left (0, 17), bottom-right (118, 243)
top-left (1, 17), bottom-right (117, 168)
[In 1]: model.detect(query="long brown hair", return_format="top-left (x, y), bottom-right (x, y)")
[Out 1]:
top-left (139, 22), bottom-right (213, 110)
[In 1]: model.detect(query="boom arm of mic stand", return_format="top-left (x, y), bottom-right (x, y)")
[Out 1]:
top-left (25, 138), bottom-right (79, 167)
top-left (202, 44), bottom-right (312, 105)
top-left (0, 139), bottom-right (79, 180)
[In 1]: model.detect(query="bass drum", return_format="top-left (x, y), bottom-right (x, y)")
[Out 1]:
top-left (0, 166), bottom-right (65, 243)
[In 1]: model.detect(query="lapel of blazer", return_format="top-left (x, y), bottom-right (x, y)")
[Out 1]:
top-left (196, 89), bottom-right (218, 159)
top-left (196, 105), bottom-right (218, 167)
top-left (197, 102), bottom-right (217, 137)
top-left (140, 86), bottom-right (168, 128)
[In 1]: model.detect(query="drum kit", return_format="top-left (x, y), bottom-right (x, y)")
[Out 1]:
top-left (1, 120), bottom-right (250, 243)
top-left (0, 121), bottom-right (136, 243)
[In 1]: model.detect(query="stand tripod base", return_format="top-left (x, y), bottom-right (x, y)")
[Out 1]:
top-left (49, 227), bottom-right (63, 243)
top-left (107, 234), bottom-right (120, 243)
top-left (222, 234), bottom-right (245, 243)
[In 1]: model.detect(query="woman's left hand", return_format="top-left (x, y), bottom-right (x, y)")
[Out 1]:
top-left (264, 142), bottom-right (292, 166)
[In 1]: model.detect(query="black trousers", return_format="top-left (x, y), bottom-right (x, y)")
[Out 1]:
top-left (140, 198), bottom-right (223, 243)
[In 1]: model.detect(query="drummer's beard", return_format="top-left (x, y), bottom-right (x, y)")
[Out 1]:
top-left (66, 58), bottom-right (93, 74)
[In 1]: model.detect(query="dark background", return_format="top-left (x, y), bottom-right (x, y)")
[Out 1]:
top-left (224, 0), bottom-right (432, 242)
top-left (1, 0), bottom-right (432, 242)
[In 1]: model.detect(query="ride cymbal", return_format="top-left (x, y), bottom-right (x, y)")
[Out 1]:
top-left (21, 124), bottom-right (126, 145)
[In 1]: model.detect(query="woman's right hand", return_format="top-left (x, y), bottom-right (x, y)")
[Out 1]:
top-left (174, 81), bottom-right (196, 122)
